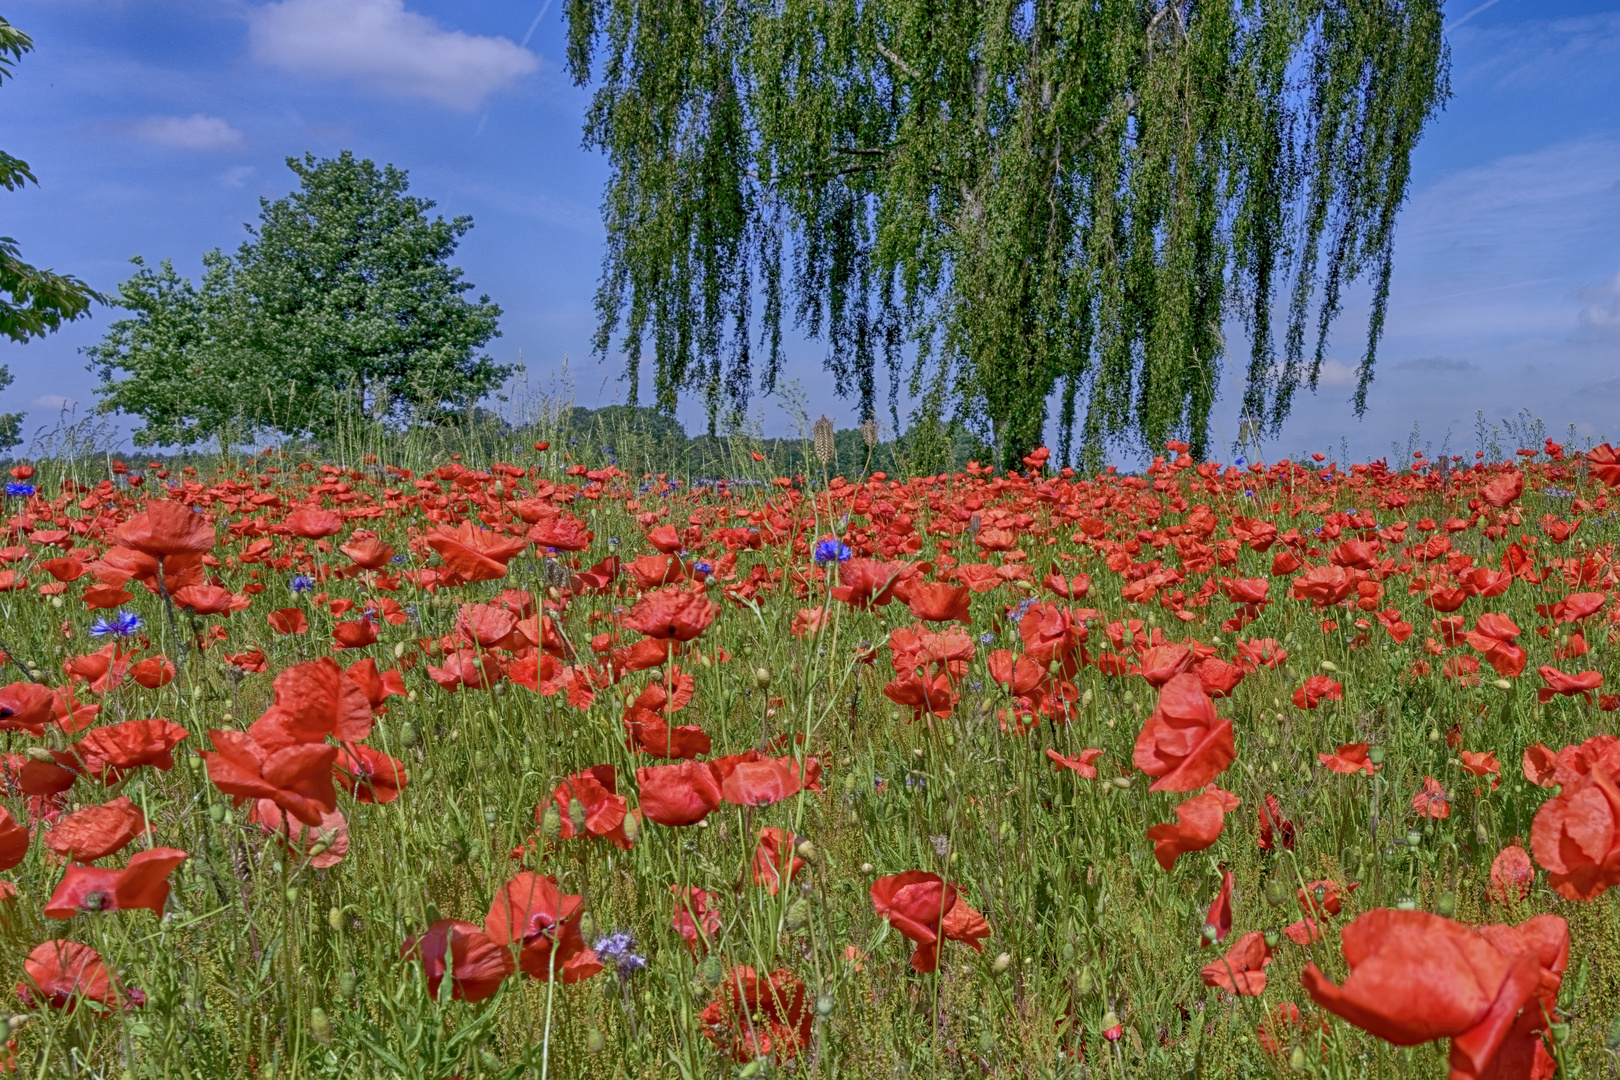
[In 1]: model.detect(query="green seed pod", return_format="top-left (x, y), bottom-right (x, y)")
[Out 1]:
top-left (976, 1029), bottom-right (995, 1054)
top-left (784, 898), bottom-right (811, 931)
top-left (285, 886), bottom-right (300, 904)
top-left (328, 907), bottom-right (344, 933)
top-left (1406, 828), bottom-right (1424, 848)
top-left (1264, 879), bottom-right (1291, 907)
top-left (754, 666), bottom-right (772, 689)
top-left (1367, 745), bottom-right (1386, 765)
top-left (483, 805), bottom-right (499, 827)
top-left (309, 1006), bottom-right (332, 1044)
top-left (1288, 1046), bottom-right (1307, 1072)
top-left (621, 813), bottom-right (641, 844)
top-left (586, 1027), bottom-right (607, 1053)
top-left (1075, 967), bottom-right (1095, 996)
top-left (701, 954), bottom-right (725, 987)
top-left (1436, 891), bottom-right (1457, 918)
top-left (1606, 1013), bottom-right (1620, 1050)
top-left (399, 722), bottom-right (419, 748)
top-left (1264, 929), bottom-right (1280, 949)
top-left (578, 911), bottom-right (597, 943)
top-left (816, 994), bottom-right (834, 1018)
top-left (208, 803), bottom-right (226, 823)
top-left (540, 804), bottom-right (562, 837)
top-left (338, 971), bottom-right (356, 997)
top-left (480, 1050), bottom-right (501, 1072)
top-left (568, 798), bottom-right (588, 833)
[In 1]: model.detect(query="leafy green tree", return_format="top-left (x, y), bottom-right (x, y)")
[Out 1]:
top-left (1, 17), bottom-right (102, 451)
top-left (90, 152), bottom-right (510, 447)
top-left (565, 0), bottom-right (1449, 466)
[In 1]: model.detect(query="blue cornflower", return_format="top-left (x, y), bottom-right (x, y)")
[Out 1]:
top-left (978, 632), bottom-right (995, 645)
top-left (814, 539), bottom-right (852, 564)
top-left (593, 931), bottom-right (647, 978)
top-left (694, 561), bottom-right (714, 575)
top-left (90, 611), bottom-right (143, 638)
top-left (4, 483), bottom-right (35, 498)
top-left (1233, 457), bottom-right (1246, 467)
top-left (1010, 597), bottom-right (1037, 623)
top-left (289, 575), bottom-right (315, 594)
top-left (390, 555), bottom-right (406, 564)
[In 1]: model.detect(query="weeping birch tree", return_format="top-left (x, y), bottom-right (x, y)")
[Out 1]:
top-left (565, 0), bottom-right (1449, 467)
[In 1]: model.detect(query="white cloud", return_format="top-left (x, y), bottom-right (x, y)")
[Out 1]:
top-left (133, 113), bottom-right (245, 150)
top-left (248, 0), bottom-right (539, 111)
top-left (1313, 359), bottom-right (1360, 388)
top-left (28, 395), bottom-right (77, 412)
top-left (1578, 270), bottom-right (1620, 338)
top-left (220, 165), bottom-right (257, 188)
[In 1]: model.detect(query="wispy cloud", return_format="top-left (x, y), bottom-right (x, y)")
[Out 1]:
top-left (248, 0), bottom-right (540, 111)
top-left (132, 113), bottom-right (244, 150)
top-left (1393, 357), bottom-right (1480, 374)
top-left (1578, 269), bottom-right (1620, 338)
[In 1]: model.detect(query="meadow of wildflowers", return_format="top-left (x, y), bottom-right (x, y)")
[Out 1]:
top-left (0, 438), bottom-right (1617, 1078)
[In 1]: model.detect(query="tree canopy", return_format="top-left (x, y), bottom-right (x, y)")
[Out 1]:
top-left (565, 0), bottom-right (1449, 467)
top-left (89, 152), bottom-right (509, 448)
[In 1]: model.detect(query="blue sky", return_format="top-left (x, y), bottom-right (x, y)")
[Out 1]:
top-left (2, 0), bottom-right (1618, 463)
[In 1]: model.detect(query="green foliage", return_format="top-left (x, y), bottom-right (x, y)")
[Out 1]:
top-left (0, 364), bottom-right (21, 451)
top-left (88, 152), bottom-right (511, 448)
top-left (0, 17), bottom-right (101, 344)
top-left (565, 0), bottom-right (1449, 467)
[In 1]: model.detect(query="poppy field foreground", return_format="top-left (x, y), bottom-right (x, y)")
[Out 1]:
top-left (2, 442), bottom-right (1620, 1079)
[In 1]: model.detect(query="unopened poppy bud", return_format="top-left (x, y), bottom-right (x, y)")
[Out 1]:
top-left (399, 722), bottom-right (419, 748)
top-left (994, 952), bottom-right (1012, 973)
top-left (207, 803), bottom-right (226, 823)
top-left (540, 804), bottom-right (562, 837)
top-left (1081, 688), bottom-right (1093, 709)
top-left (701, 954), bottom-right (724, 987)
top-left (1101, 1012), bottom-right (1123, 1040)
top-left (568, 798), bottom-right (587, 833)
top-left (285, 886), bottom-right (299, 903)
top-left (1551, 1021), bottom-right (1571, 1045)
top-left (1491, 677), bottom-right (1512, 691)
top-left (1475, 822), bottom-right (1490, 845)
top-left (976, 1029), bottom-right (995, 1054)
top-left (480, 1050), bottom-right (501, 1072)
top-left (739, 1061), bottom-right (764, 1080)
top-left (24, 746), bottom-right (53, 764)
top-left (1288, 1046), bottom-right (1307, 1072)
top-left (785, 898), bottom-right (811, 931)
top-left (6, 1015), bottom-right (27, 1034)
top-left (328, 907), bottom-right (344, 933)
top-left (578, 912), bottom-right (597, 942)
top-left (338, 971), bottom-right (356, 997)
top-left (1427, 727), bottom-right (1440, 743)
top-left (621, 814), bottom-right (641, 843)
top-left (860, 862), bottom-right (875, 874)
top-left (309, 1006), bottom-right (332, 1044)
top-left (394, 641), bottom-right (406, 658)
top-left (754, 666), bottom-right (772, 688)
top-left (1367, 744), bottom-right (1386, 765)
top-left (1436, 891), bottom-right (1457, 918)
top-left (1263, 929), bottom-right (1280, 948)
top-left (1110, 776), bottom-right (1131, 789)
top-left (586, 1027), bottom-right (607, 1053)
top-left (795, 839), bottom-right (816, 861)
top-left (1606, 1014), bottom-right (1620, 1050)
top-left (816, 994), bottom-right (835, 1017)
top-left (1264, 879), bottom-right (1290, 906)
top-left (1075, 967), bottom-right (1094, 995)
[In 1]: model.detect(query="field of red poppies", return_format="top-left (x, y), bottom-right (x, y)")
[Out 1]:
top-left (0, 437), bottom-right (1618, 1078)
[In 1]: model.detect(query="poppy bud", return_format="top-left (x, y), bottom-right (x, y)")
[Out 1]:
top-left (1264, 929), bottom-right (1280, 948)
top-left (1074, 967), bottom-right (1094, 995)
top-left (394, 641), bottom-right (406, 658)
top-left (621, 814), bottom-right (641, 844)
top-left (1551, 1021), bottom-right (1571, 1045)
top-left (1606, 1014), bottom-right (1620, 1050)
top-left (539, 804), bottom-right (562, 838)
top-left (285, 886), bottom-right (299, 903)
top-left (208, 803), bottom-right (226, 823)
top-left (1110, 776), bottom-right (1131, 789)
top-left (994, 952), bottom-right (1012, 973)
top-left (1406, 828), bottom-right (1423, 848)
top-left (1081, 689), bottom-right (1093, 709)
top-left (1319, 660), bottom-right (1338, 672)
top-left (309, 1007), bottom-right (332, 1044)
top-left (860, 862), bottom-right (875, 874)
top-left (740, 1061), bottom-right (763, 1080)
top-left (24, 746), bottom-right (53, 764)
top-left (1101, 1011), bottom-right (1123, 1040)
top-left (338, 972), bottom-right (356, 997)
top-left (754, 666), bottom-right (772, 689)
top-left (1288, 1046), bottom-right (1307, 1072)
top-left (816, 994), bottom-right (835, 1017)
top-left (568, 798), bottom-right (587, 833)
top-left (6, 1016), bottom-right (27, 1035)
top-left (50, 596), bottom-right (62, 609)
top-left (399, 722), bottom-right (419, 748)
top-left (785, 898), bottom-right (811, 931)
top-left (1492, 678), bottom-right (1512, 691)
top-left (587, 1027), bottom-right (607, 1053)
top-left (701, 954), bottom-right (724, 987)
top-left (976, 1029), bottom-right (994, 1054)
top-left (1264, 879), bottom-right (1290, 906)
top-left (795, 839), bottom-right (816, 862)
top-left (1475, 822), bottom-right (1490, 846)
top-left (1427, 727), bottom-right (1439, 743)
top-left (1436, 891), bottom-right (1457, 917)
top-left (1367, 745), bottom-right (1386, 765)
top-left (328, 907), bottom-right (344, 933)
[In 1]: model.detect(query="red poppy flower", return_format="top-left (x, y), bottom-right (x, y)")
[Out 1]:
top-left (0, 806), bottom-right (29, 870)
top-left (829, 559), bottom-right (906, 608)
top-left (284, 506), bottom-right (343, 539)
top-left (1193, 656), bottom-right (1245, 698)
top-left (623, 585), bottom-right (717, 641)
top-left (719, 756), bottom-right (802, 808)
top-left (623, 707), bottom-right (711, 760)
top-left (1588, 443), bottom-right (1620, 488)
top-left (1132, 673), bottom-right (1236, 792)
top-left (1292, 565), bottom-right (1354, 607)
top-left (427, 521), bottom-right (526, 581)
top-left (200, 730), bottom-right (338, 827)
top-left (1489, 845), bottom-right (1534, 904)
top-left (870, 871), bottom-right (957, 973)
top-left (250, 658), bottom-right (374, 748)
top-left (698, 966), bottom-right (813, 1062)
top-left (339, 534), bottom-right (395, 569)
top-left (546, 766), bottom-right (632, 847)
top-left (127, 656), bottom-right (175, 690)
top-left (1258, 793), bottom-right (1295, 851)
top-left (0, 682), bottom-right (53, 737)
top-left (401, 919), bottom-right (514, 1002)
top-left (45, 796), bottom-right (146, 862)
top-left (1291, 675), bottom-right (1343, 710)
top-left (904, 582), bottom-right (971, 624)
top-left (249, 799), bottom-right (349, 869)
top-left (1046, 747), bottom-right (1103, 778)
top-left (672, 886), bottom-right (722, 953)
top-left (752, 828), bottom-right (805, 895)
top-left (331, 618), bottom-right (378, 650)
top-left (1200, 930), bottom-right (1271, 995)
top-left (1411, 776), bottom-right (1451, 819)
top-left (1146, 787), bottom-right (1238, 870)
top-left (1202, 870), bottom-right (1233, 947)
top-left (1481, 470), bottom-right (1524, 508)
top-left (635, 761), bottom-right (722, 826)
top-left (527, 514), bottom-right (595, 552)
top-left (15, 940), bottom-right (134, 1012)
top-left (1301, 909), bottom-right (1554, 1080)
top-left (484, 872), bottom-right (600, 982)
top-left (1530, 765), bottom-right (1620, 900)
top-left (52, 718), bottom-right (189, 784)
top-left (344, 658), bottom-right (406, 711)
top-left (169, 585), bottom-right (240, 615)
top-left (1019, 603), bottom-right (1086, 668)
top-left (43, 848), bottom-right (188, 918)
top-left (1536, 664), bottom-right (1602, 705)
top-left (4, 751), bottom-right (76, 797)
top-left (113, 500), bottom-right (215, 559)
top-left (1137, 643), bottom-right (1193, 687)
top-left (334, 742), bottom-right (408, 803)
top-left (1460, 750), bottom-right (1501, 779)
top-left (645, 524), bottom-right (682, 553)
top-left (1234, 637), bottom-right (1288, 670)
top-left (267, 608), bottom-right (309, 635)
top-left (1318, 742), bottom-right (1377, 775)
